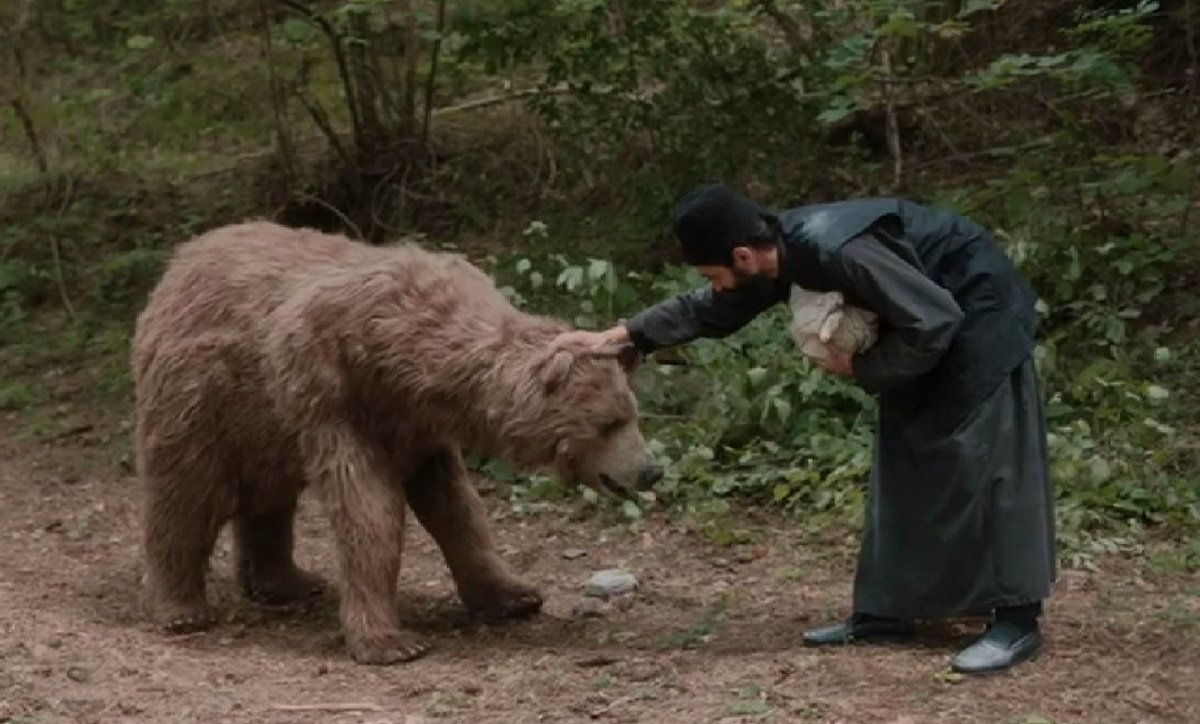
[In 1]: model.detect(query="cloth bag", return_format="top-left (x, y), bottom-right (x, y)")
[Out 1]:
top-left (787, 285), bottom-right (878, 363)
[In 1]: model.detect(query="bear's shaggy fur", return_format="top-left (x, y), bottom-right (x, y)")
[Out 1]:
top-left (132, 221), bottom-right (660, 664)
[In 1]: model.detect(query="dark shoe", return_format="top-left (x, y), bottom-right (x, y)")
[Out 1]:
top-left (950, 620), bottom-right (1043, 674)
top-left (802, 613), bottom-right (915, 646)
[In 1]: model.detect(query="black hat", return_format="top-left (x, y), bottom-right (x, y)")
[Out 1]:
top-left (671, 184), bottom-right (768, 266)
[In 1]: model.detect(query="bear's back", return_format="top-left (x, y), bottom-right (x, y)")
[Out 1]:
top-left (134, 221), bottom-right (515, 370)
top-left (139, 222), bottom-right (373, 338)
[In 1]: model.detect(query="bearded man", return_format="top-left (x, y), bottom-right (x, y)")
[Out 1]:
top-left (555, 184), bottom-right (1057, 674)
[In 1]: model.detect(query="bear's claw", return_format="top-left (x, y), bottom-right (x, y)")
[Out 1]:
top-left (468, 584), bottom-right (544, 622)
top-left (494, 591), bottom-right (543, 620)
top-left (349, 632), bottom-right (433, 665)
top-left (162, 607), bottom-right (218, 635)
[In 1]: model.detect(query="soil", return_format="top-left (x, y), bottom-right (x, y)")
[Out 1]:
top-left (0, 415), bottom-right (1196, 724)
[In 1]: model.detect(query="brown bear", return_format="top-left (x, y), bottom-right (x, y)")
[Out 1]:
top-left (132, 221), bottom-right (662, 665)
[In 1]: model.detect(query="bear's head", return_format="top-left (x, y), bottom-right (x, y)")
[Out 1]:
top-left (529, 342), bottom-right (663, 499)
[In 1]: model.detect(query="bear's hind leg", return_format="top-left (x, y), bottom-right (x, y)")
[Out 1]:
top-left (138, 333), bottom-right (240, 634)
top-left (405, 447), bottom-right (543, 621)
top-left (235, 499), bottom-right (326, 605)
top-left (143, 467), bottom-right (235, 634)
top-left (305, 424), bottom-right (431, 665)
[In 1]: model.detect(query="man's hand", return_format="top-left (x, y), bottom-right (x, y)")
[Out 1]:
top-left (553, 325), bottom-right (630, 353)
top-left (814, 345), bottom-right (854, 376)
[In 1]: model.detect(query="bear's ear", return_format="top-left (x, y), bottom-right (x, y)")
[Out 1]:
top-left (539, 348), bottom-right (575, 393)
top-left (589, 340), bottom-right (641, 377)
top-left (615, 343), bottom-right (641, 376)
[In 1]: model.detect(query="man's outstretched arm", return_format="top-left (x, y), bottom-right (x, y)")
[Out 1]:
top-left (623, 275), bottom-right (786, 354)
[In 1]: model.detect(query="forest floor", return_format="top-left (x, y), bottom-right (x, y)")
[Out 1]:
top-left (0, 411), bottom-right (1197, 724)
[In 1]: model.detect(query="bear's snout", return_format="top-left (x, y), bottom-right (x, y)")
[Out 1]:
top-left (636, 464), bottom-right (664, 490)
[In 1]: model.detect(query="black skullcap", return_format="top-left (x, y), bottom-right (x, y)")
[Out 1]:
top-left (671, 183), bottom-right (767, 266)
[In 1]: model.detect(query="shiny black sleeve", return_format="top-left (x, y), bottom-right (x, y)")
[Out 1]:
top-left (623, 275), bottom-right (786, 354)
top-left (837, 235), bottom-right (965, 393)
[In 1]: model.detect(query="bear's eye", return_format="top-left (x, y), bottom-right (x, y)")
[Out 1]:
top-left (600, 419), bottom-right (625, 437)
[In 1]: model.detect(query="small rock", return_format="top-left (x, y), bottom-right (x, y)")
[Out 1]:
top-left (30, 643), bottom-right (54, 661)
top-left (562, 548), bottom-right (588, 560)
top-left (65, 666), bottom-right (89, 683)
top-left (573, 597), bottom-right (607, 618)
top-left (584, 569), bottom-right (638, 597)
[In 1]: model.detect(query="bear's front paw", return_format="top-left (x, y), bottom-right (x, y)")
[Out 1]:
top-left (348, 631), bottom-right (433, 665)
top-left (465, 578), bottom-right (544, 622)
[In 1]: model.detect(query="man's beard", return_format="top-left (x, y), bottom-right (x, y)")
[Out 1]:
top-left (730, 266), bottom-right (766, 286)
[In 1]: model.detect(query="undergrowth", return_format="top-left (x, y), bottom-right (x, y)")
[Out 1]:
top-left (1, 0), bottom-right (1197, 569)
top-left (470, 211), bottom-right (1198, 564)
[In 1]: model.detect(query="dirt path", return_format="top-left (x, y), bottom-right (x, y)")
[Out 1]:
top-left (0, 417), bottom-right (1196, 724)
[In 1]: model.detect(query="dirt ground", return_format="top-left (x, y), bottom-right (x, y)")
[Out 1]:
top-left (1, 415), bottom-right (1197, 724)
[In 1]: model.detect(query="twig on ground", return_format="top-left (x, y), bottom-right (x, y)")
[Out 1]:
top-left (47, 423), bottom-right (94, 441)
top-left (270, 702), bottom-right (384, 712)
top-left (575, 654), bottom-right (621, 667)
top-left (589, 693), bottom-right (638, 719)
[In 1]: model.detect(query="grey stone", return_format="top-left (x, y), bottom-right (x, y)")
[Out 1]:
top-left (584, 569), bottom-right (638, 597)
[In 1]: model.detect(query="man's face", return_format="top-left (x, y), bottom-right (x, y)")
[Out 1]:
top-left (696, 245), bottom-right (768, 292)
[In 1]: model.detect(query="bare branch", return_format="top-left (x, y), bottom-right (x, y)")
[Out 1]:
top-left (421, 0), bottom-right (448, 148)
top-left (277, 0), bottom-right (364, 153)
top-left (399, 0), bottom-right (420, 136)
top-left (51, 176), bottom-right (77, 320)
top-left (296, 191), bottom-right (365, 241)
top-left (259, 0), bottom-right (296, 183)
top-left (881, 49), bottom-right (902, 189)
top-left (295, 86), bottom-right (354, 169)
top-left (751, 0), bottom-right (813, 63)
top-left (8, 96), bottom-right (48, 175)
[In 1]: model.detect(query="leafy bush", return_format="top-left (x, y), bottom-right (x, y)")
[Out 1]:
top-left (479, 219), bottom-right (1197, 550)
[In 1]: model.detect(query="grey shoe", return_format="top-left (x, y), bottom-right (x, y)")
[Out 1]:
top-left (950, 621), bottom-right (1043, 674)
top-left (802, 614), bottom-right (915, 646)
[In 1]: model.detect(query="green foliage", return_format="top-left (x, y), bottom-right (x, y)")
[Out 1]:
top-left (490, 245), bottom-right (876, 529)
top-left (657, 593), bottom-right (729, 651)
top-left (0, 380), bottom-right (46, 411)
top-left (963, 148), bottom-right (1197, 360)
top-left (455, 0), bottom-right (823, 213)
top-left (1, 0), bottom-right (1196, 561)
top-left (483, 210), bottom-right (1197, 549)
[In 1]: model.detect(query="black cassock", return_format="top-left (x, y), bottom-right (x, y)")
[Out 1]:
top-left (624, 198), bottom-right (1057, 619)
